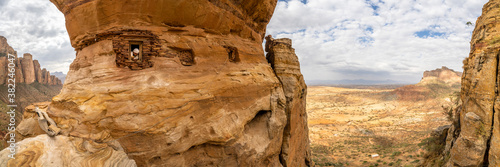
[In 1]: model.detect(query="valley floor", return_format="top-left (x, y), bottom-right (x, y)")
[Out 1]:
top-left (307, 86), bottom-right (454, 167)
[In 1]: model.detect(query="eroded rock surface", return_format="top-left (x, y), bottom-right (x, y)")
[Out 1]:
top-left (2, 0), bottom-right (311, 166)
top-left (424, 0), bottom-right (500, 166)
top-left (266, 36), bottom-right (312, 166)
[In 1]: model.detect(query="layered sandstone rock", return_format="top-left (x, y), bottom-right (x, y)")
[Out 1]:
top-left (265, 36), bottom-right (312, 166)
top-left (426, 1), bottom-right (500, 166)
top-left (1, 0), bottom-right (311, 166)
top-left (0, 103), bottom-right (136, 167)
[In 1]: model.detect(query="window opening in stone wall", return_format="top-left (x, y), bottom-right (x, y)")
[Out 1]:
top-left (129, 41), bottom-right (143, 62)
top-left (224, 46), bottom-right (240, 63)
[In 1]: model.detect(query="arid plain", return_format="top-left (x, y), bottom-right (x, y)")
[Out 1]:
top-left (307, 67), bottom-right (461, 166)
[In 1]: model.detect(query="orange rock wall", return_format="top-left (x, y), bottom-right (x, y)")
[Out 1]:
top-left (0, 0), bottom-right (311, 166)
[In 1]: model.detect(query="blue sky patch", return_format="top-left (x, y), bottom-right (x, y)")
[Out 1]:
top-left (414, 30), bottom-right (446, 38)
top-left (365, 0), bottom-right (380, 15)
top-left (358, 36), bottom-right (374, 46)
top-left (365, 27), bottom-right (373, 33)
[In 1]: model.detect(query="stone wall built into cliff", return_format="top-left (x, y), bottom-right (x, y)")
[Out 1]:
top-left (0, 0), bottom-right (312, 166)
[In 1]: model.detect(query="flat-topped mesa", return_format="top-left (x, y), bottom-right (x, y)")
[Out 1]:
top-left (419, 66), bottom-right (462, 86)
top-left (0, 1), bottom-right (312, 167)
top-left (423, 66), bottom-right (462, 78)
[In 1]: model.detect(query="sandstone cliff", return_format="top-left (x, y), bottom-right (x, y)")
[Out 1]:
top-left (422, 0), bottom-right (500, 166)
top-left (0, 36), bottom-right (62, 85)
top-left (266, 36), bottom-right (312, 166)
top-left (0, 36), bottom-right (16, 57)
top-left (0, 0), bottom-right (312, 166)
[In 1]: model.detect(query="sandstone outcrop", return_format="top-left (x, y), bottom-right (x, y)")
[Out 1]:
top-left (394, 67), bottom-right (461, 101)
top-left (0, 36), bottom-right (62, 85)
top-left (266, 36), bottom-right (312, 166)
top-left (20, 53), bottom-right (35, 84)
top-left (1, 0), bottom-right (311, 166)
top-left (0, 36), bottom-right (16, 85)
top-left (15, 59), bottom-right (24, 83)
top-left (423, 1), bottom-right (500, 166)
top-left (420, 66), bottom-right (462, 86)
top-left (0, 56), bottom-right (6, 85)
top-left (33, 60), bottom-right (42, 83)
top-left (0, 36), bottom-right (16, 56)
top-left (0, 103), bottom-right (136, 167)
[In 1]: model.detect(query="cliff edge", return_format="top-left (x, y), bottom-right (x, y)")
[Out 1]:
top-left (0, 1), bottom-right (312, 166)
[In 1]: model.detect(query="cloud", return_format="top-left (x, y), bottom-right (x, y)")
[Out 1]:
top-left (269, 0), bottom-right (488, 83)
top-left (0, 0), bottom-right (74, 74)
top-left (0, 0), bottom-right (10, 8)
top-left (0, 0), bottom-right (489, 83)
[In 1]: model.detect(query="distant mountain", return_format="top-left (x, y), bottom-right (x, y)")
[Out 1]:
top-left (394, 66), bottom-right (461, 101)
top-left (419, 66), bottom-right (462, 86)
top-left (306, 79), bottom-right (410, 86)
top-left (52, 71), bottom-right (66, 83)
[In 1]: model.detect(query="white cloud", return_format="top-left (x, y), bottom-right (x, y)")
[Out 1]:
top-left (0, 0), bottom-right (74, 74)
top-left (268, 0), bottom-right (488, 83)
top-left (0, 0), bottom-right (489, 83)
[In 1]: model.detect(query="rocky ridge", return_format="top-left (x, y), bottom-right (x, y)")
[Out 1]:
top-left (0, 36), bottom-right (62, 85)
top-left (0, 0), bottom-right (312, 166)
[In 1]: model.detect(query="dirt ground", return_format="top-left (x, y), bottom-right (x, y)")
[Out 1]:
top-left (307, 86), bottom-right (456, 167)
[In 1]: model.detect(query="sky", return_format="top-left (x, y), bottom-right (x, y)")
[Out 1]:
top-left (0, 0), bottom-right (489, 84)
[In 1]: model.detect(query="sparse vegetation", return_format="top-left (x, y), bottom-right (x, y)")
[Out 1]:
top-left (308, 82), bottom-right (458, 166)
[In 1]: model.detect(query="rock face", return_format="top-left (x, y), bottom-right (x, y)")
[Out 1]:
top-left (0, 36), bottom-right (16, 85)
top-left (0, 36), bottom-right (16, 56)
top-left (33, 60), bottom-right (42, 83)
top-left (0, 104), bottom-right (137, 167)
top-left (421, 66), bottom-right (462, 86)
top-left (0, 36), bottom-right (62, 85)
top-left (20, 53), bottom-right (35, 84)
top-left (265, 36), bottom-right (312, 166)
top-left (429, 1), bottom-right (500, 166)
top-left (1, 0), bottom-right (311, 166)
